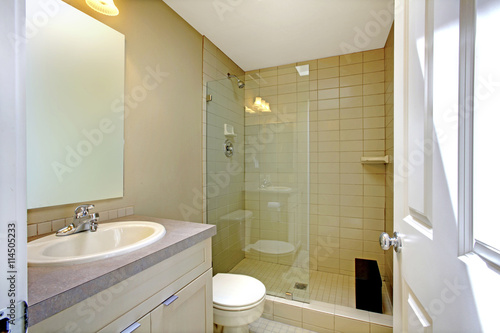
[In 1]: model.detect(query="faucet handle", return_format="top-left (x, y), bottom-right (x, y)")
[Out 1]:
top-left (74, 204), bottom-right (95, 217)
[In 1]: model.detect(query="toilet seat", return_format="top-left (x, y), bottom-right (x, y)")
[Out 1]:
top-left (213, 273), bottom-right (266, 311)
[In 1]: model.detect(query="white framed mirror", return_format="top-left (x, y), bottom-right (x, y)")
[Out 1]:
top-left (26, 0), bottom-right (125, 209)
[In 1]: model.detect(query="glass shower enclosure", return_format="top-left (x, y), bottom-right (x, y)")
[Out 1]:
top-left (206, 68), bottom-right (310, 302)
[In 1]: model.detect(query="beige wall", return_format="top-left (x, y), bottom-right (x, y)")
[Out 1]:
top-left (203, 38), bottom-right (246, 274)
top-left (27, 0), bottom-right (203, 230)
top-left (384, 24), bottom-right (395, 301)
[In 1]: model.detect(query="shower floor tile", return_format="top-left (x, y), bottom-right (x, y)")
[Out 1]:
top-left (230, 258), bottom-right (393, 315)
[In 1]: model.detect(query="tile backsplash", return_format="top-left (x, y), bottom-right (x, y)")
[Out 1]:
top-left (27, 206), bottom-right (134, 237)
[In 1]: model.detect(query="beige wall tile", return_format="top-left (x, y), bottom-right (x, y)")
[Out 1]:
top-left (340, 108), bottom-right (363, 119)
top-left (370, 324), bottom-right (393, 333)
top-left (363, 83), bottom-right (385, 95)
top-left (340, 63), bottom-right (363, 76)
top-left (319, 99), bottom-right (341, 110)
top-left (363, 72), bottom-right (384, 84)
top-left (364, 105), bottom-right (385, 117)
top-left (340, 97), bottom-right (363, 108)
top-left (363, 49), bottom-right (385, 62)
top-left (363, 117), bottom-right (385, 128)
top-left (335, 316), bottom-right (369, 333)
top-left (319, 77), bottom-right (341, 89)
top-left (303, 308), bottom-right (335, 329)
top-left (319, 56), bottom-right (340, 68)
top-left (340, 52), bottom-right (363, 65)
top-left (319, 67), bottom-right (341, 79)
top-left (363, 94), bottom-right (385, 107)
top-left (27, 224), bottom-right (37, 237)
top-left (37, 221), bottom-right (51, 235)
top-left (363, 60), bottom-right (385, 73)
top-left (319, 88), bottom-right (340, 100)
top-left (274, 300), bottom-right (302, 321)
top-left (340, 86), bottom-right (363, 98)
top-left (340, 74), bottom-right (363, 87)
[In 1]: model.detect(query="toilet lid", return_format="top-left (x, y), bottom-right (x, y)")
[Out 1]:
top-left (213, 273), bottom-right (266, 308)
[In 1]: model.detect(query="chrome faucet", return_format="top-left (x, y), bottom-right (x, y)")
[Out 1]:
top-left (260, 178), bottom-right (272, 188)
top-left (56, 204), bottom-right (99, 236)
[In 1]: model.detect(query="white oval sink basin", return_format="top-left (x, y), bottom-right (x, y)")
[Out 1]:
top-left (28, 221), bottom-right (166, 266)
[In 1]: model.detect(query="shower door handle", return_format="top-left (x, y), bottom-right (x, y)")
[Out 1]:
top-left (379, 232), bottom-right (402, 253)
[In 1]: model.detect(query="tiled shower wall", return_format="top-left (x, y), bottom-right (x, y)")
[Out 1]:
top-left (384, 25), bottom-right (395, 300)
top-left (308, 49), bottom-right (388, 277)
top-left (203, 38), bottom-right (394, 283)
top-left (242, 49), bottom-right (389, 277)
top-left (203, 37), bottom-right (246, 274)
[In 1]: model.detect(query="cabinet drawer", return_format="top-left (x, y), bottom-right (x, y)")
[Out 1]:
top-left (31, 239), bottom-right (211, 333)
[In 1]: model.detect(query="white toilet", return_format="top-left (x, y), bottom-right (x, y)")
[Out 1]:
top-left (213, 273), bottom-right (266, 333)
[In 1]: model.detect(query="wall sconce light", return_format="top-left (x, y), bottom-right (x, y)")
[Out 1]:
top-left (253, 97), bottom-right (271, 113)
top-left (86, 0), bottom-right (119, 16)
top-left (254, 97), bottom-right (262, 109)
top-left (261, 101), bottom-right (271, 112)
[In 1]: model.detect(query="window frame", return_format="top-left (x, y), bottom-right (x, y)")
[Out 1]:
top-left (459, 0), bottom-right (500, 268)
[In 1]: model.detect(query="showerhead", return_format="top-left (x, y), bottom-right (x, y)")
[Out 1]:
top-left (227, 73), bottom-right (245, 89)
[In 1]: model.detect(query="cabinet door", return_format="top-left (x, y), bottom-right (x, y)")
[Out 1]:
top-left (121, 313), bottom-right (151, 333)
top-left (151, 269), bottom-right (213, 333)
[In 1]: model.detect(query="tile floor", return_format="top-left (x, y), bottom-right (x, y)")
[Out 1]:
top-left (250, 317), bottom-right (316, 333)
top-left (230, 258), bottom-right (392, 315)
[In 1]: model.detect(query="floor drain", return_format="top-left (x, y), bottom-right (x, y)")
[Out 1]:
top-left (294, 282), bottom-right (308, 290)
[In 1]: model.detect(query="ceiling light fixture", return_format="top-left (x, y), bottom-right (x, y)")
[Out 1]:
top-left (86, 0), bottom-right (119, 16)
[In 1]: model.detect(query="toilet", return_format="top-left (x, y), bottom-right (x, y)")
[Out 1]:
top-left (213, 273), bottom-right (266, 333)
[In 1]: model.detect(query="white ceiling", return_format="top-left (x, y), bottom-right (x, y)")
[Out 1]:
top-left (163, 0), bottom-right (394, 71)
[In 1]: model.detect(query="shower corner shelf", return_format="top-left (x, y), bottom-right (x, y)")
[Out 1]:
top-left (360, 155), bottom-right (390, 164)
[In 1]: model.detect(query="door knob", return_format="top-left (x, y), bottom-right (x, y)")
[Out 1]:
top-left (379, 232), bottom-right (402, 253)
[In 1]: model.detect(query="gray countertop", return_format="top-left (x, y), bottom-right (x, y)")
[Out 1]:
top-left (28, 215), bottom-right (216, 326)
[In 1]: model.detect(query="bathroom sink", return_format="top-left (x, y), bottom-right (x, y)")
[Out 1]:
top-left (28, 221), bottom-right (166, 266)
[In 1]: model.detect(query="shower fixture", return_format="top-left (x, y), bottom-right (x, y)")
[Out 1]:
top-left (227, 73), bottom-right (245, 88)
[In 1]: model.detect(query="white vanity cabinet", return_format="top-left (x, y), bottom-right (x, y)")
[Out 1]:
top-left (122, 269), bottom-right (212, 333)
top-left (30, 238), bottom-right (213, 333)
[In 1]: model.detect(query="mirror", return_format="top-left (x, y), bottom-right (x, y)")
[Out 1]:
top-left (26, 0), bottom-right (125, 209)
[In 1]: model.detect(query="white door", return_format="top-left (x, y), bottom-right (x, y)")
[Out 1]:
top-left (0, 0), bottom-right (28, 332)
top-left (393, 0), bottom-right (500, 332)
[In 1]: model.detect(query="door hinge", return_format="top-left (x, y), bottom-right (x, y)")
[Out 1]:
top-left (206, 94), bottom-right (213, 102)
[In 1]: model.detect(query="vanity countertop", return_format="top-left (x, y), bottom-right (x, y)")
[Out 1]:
top-left (28, 215), bottom-right (216, 326)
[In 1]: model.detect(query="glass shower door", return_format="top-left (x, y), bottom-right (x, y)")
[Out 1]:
top-left (206, 77), bottom-right (246, 275)
top-left (206, 67), bottom-right (310, 303)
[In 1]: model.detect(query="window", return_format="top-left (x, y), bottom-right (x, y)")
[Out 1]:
top-left (467, 0), bottom-right (500, 265)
